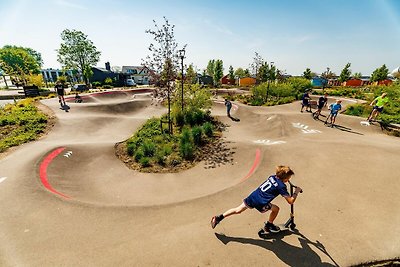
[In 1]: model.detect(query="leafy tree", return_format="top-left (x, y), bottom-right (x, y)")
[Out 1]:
top-left (234, 67), bottom-right (246, 78)
top-left (213, 59), bottom-right (224, 87)
top-left (2, 45), bottom-right (43, 67)
top-left (144, 17), bottom-right (185, 133)
top-left (57, 29), bottom-right (101, 85)
top-left (338, 63), bottom-right (352, 82)
top-left (206, 60), bottom-right (215, 78)
top-left (303, 68), bottom-right (312, 79)
top-left (0, 46), bottom-right (41, 85)
top-left (185, 64), bottom-right (197, 84)
top-left (353, 72), bottom-right (362, 79)
top-left (228, 65), bottom-right (235, 80)
top-left (244, 68), bottom-right (250, 77)
top-left (251, 52), bottom-right (264, 83)
top-left (370, 64), bottom-right (389, 82)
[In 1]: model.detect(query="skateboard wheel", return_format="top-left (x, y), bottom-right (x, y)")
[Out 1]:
top-left (258, 229), bottom-right (265, 238)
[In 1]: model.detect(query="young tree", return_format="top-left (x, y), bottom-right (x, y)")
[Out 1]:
top-left (185, 64), bottom-right (197, 84)
top-left (370, 64), bottom-right (389, 82)
top-left (143, 17), bottom-right (185, 133)
top-left (353, 72), bottom-right (362, 79)
top-left (234, 67), bottom-right (246, 78)
top-left (57, 29), bottom-right (101, 85)
top-left (228, 65), bottom-right (235, 84)
top-left (251, 52), bottom-right (264, 84)
top-left (213, 59), bottom-right (224, 87)
top-left (206, 60), bottom-right (215, 78)
top-left (338, 63), bottom-right (352, 82)
top-left (302, 68), bottom-right (312, 79)
top-left (244, 68), bottom-right (250, 77)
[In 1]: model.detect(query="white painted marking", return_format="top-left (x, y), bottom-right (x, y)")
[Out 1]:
top-left (63, 151), bottom-right (73, 158)
top-left (0, 177), bottom-right (7, 184)
top-left (302, 129), bottom-right (322, 134)
top-left (293, 122), bottom-right (321, 134)
top-left (360, 121), bottom-right (370, 126)
top-left (254, 139), bottom-right (286, 145)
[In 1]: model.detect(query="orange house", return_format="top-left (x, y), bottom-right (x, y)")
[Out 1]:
top-left (238, 77), bottom-right (256, 86)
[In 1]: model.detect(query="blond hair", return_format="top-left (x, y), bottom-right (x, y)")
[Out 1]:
top-left (275, 165), bottom-right (294, 180)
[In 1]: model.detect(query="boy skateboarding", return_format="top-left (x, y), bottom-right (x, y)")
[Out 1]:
top-left (211, 166), bottom-right (302, 233)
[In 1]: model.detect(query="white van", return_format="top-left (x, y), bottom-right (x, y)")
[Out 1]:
top-left (126, 78), bottom-right (136, 86)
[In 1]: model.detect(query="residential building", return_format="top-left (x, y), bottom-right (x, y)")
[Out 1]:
top-left (121, 66), bottom-right (151, 85)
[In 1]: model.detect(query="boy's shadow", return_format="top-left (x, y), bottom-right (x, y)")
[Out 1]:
top-left (228, 115), bottom-right (240, 122)
top-left (215, 231), bottom-right (339, 267)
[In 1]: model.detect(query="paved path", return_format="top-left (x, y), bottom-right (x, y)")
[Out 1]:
top-left (0, 90), bottom-right (399, 266)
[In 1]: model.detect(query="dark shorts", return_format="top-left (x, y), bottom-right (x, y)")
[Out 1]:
top-left (374, 106), bottom-right (384, 112)
top-left (57, 89), bottom-right (65, 96)
top-left (302, 101), bottom-right (309, 107)
top-left (243, 196), bottom-right (272, 213)
top-left (330, 111), bottom-right (338, 117)
top-left (318, 104), bottom-right (324, 110)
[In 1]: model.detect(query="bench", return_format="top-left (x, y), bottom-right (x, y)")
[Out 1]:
top-left (23, 85), bottom-right (40, 97)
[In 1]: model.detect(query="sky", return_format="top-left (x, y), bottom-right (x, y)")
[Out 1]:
top-left (1, 0), bottom-right (400, 76)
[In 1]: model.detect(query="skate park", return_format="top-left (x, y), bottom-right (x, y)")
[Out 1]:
top-left (0, 88), bottom-right (399, 266)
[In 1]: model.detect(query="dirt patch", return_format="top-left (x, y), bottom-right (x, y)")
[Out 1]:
top-left (115, 121), bottom-right (236, 173)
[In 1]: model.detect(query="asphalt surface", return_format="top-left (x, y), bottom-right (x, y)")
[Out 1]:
top-left (0, 89), bottom-right (399, 266)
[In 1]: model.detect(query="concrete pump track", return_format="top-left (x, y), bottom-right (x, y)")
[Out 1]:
top-left (0, 88), bottom-right (399, 266)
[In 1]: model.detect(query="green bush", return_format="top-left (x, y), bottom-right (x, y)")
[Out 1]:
top-left (127, 143), bottom-right (136, 156)
top-left (140, 157), bottom-right (151, 167)
top-left (192, 126), bottom-right (203, 145)
top-left (0, 99), bottom-right (49, 152)
top-left (345, 104), bottom-right (368, 117)
top-left (155, 150), bottom-right (166, 165)
top-left (174, 110), bottom-right (185, 127)
top-left (180, 127), bottom-right (191, 144)
top-left (92, 81), bottom-right (102, 88)
top-left (142, 141), bottom-right (156, 157)
top-left (180, 141), bottom-right (194, 160)
top-left (193, 109), bottom-right (205, 125)
top-left (203, 122), bottom-right (213, 137)
top-left (184, 111), bottom-right (196, 126)
top-left (102, 84), bottom-right (113, 89)
top-left (104, 77), bottom-right (113, 85)
top-left (134, 149), bottom-right (144, 161)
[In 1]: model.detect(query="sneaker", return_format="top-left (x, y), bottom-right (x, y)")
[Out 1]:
top-left (264, 222), bottom-right (281, 233)
top-left (211, 216), bottom-right (220, 229)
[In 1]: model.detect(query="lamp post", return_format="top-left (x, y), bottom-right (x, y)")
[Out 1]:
top-left (265, 61), bottom-right (274, 103)
top-left (323, 67), bottom-right (330, 90)
top-left (178, 49), bottom-right (186, 112)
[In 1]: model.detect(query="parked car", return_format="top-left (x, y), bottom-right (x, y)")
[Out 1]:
top-left (73, 84), bottom-right (89, 92)
top-left (126, 79), bottom-right (136, 87)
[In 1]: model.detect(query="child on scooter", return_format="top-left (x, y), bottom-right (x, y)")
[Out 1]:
top-left (210, 165), bottom-right (302, 233)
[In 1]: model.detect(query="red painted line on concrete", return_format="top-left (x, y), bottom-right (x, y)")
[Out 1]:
top-left (239, 148), bottom-right (262, 183)
top-left (39, 147), bottom-right (71, 199)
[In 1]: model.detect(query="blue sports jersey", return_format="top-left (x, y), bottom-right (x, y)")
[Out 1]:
top-left (330, 103), bottom-right (341, 113)
top-left (244, 175), bottom-right (289, 213)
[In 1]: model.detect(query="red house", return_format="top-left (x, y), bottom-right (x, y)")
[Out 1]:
top-left (221, 75), bottom-right (235, 85)
top-left (344, 79), bottom-right (362, 87)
